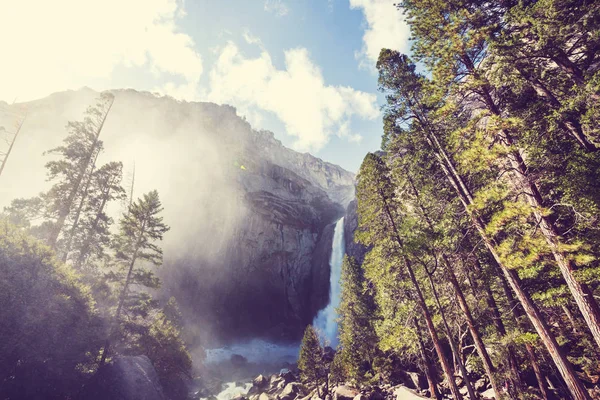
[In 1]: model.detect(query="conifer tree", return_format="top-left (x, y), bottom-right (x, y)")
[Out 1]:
top-left (356, 152), bottom-right (464, 400)
top-left (377, 49), bottom-right (590, 400)
top-left (99, 190), bottom-right (170, 365)
top-left (45, 92), bottom-right (114, 250)
top-left (298, 325), bottom-right (325, 397)
top-left (337, 256), bottom-right (377, 384)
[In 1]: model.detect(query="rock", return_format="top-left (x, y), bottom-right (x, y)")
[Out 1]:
top-left (474, 378), bottom-right (487, 392)
top-left (454, 375), bottom-right (464, 387)
top-left (78, 355), bottom-right (165, 400)
top-left (481, 388), bottom-right (496, 399)
top-left (459, 386), bottom-right (468, 396)
top-left (333, 385), bottom-right (359, 400)
top-left (368, 390), bottom-right (385, 400)
top-left (13, 88), bottom-right (355, 343)
top-left (280, 370), bottom-right (296, 383)
top-left (280, 382), bottom-right (308, 400)
top-left (353, 394), bottom-right (368, 400)
top-left (249, 375), bottom-right (270, 395)
top-left (259, 393), bottom-right (271, 400)
top-left (392, 386), bottom-right (429, 399)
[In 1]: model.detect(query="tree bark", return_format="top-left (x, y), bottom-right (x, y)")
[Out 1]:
top-left (424, 268), bottom-right (478, 400)
top-left (48, 98), bottom-right (113, 249)
top-left (497, 270), bottom-right (552, 400)
top-left (415, 317), bottom-right (441, 399)
top-left (411, 114), bottom-right (589, 399)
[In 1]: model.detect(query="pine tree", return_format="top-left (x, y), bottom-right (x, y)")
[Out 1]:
top-left (45, 92), bottom-right (114, 250)
top-left (356, 152), bottom-right (465, 400)
top-left (337, 256), bottom-right (377, 384)
top-left (298, 325), bottom-right (325, 397)
top-left (99, 190), bottom-right (170, 365)
top-left (377, 48), bottom-right (590, 400)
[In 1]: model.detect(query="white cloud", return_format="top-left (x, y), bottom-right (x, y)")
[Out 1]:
top-left (349, 0), bottom-right (410, 69)
top-left (208, 42), bottom-right (379, 152)
top-left (264, 0), bottom-right (290, 17)
top-left (0, 0), bottom-right (203, 101)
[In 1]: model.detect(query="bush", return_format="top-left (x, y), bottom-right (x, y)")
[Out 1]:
top-left (0, 220), bottom-right (103, 399)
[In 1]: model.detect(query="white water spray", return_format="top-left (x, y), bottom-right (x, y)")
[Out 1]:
top-left (312, 217), bottom-right (345, 348)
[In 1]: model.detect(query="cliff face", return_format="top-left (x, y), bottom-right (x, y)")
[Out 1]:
top-left (0, 88), bottom-right (354, 344)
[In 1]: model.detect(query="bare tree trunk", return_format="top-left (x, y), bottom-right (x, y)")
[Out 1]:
top-left (415, 318), bottom-right (441, 400)
top-left (424, 269), bottom-right (478, 400)
top-left (62, 151), bottom-right (100, 262)
top-left (497, 272), bottom-right (551, 400)
top-left (468, 51), bottom-right (600, 351)
top-left (472, 259), bottom-right (522, 392)
top-left (99, 218), bottom-right (144, 366)
top-left (410, 91), bottom-right (590, 400)
top-left (0, 111), bottom-right (27, 179)
top-left (405, 258), bottom-right (464, 400)
top-left (443, 256), bottom-right (502, 398)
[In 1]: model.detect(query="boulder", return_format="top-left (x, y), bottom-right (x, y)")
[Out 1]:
top-left (392, 387), bottom-right (429, 400)
top-left (333, 385), bottom-right (359, 400)
top-left (78, 355), bottom-right (165, 400)
top-left (249, 375), bottom-right (270, 395)
top-left (352, 394), bottom-right (367, 400)
top-left (259, 393), bottom-right (272, 400)
top-left (367, 390), bottom-right (385, 400)
top-left (281, 370), bottom-right (296, 383)
top-left (280, 382), bottom-right (307, 400)
top-left (481, 388), bottom-right (496, 399)
top-left (474, 378), bottom-right (487, 392)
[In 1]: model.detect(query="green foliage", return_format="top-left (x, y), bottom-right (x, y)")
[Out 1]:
top-left (337, 256), bottom-right (378, 384)
top-left (298, 325), bottom-right (324, 390)
top-left (0, 219), bottom-right (103, 398)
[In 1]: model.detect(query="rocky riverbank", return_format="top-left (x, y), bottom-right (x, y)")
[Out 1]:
top-left (220, 368), bottom-right (497, 400)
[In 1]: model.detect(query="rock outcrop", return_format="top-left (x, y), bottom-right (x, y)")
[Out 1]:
top-left (343, 199), bottom-right (369, 264)
top-left (0, 88), bottom-right (355, 342)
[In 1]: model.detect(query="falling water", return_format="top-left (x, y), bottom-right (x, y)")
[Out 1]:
top-left (312, 217), bottom-right (345, 348)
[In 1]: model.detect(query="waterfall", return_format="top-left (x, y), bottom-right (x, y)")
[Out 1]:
top-left (312, 217), bottom-right (345, 348)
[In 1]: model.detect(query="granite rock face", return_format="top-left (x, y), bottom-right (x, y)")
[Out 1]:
top-left (0, 88), bottom-right (355, 343)
top-left (343, 199), bottom-right (369, 265)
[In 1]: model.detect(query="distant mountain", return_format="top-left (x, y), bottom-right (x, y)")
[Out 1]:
top-left (0, 88), bottom-right (355, 344)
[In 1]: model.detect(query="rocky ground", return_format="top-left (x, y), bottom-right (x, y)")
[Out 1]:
top-left (197, 360), bottom-right (498, 400)
top-left (232, 370), bottom-right (497, 400)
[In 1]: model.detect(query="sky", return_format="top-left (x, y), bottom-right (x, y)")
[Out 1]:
top-left (0, 0), bottom-right (411, 172)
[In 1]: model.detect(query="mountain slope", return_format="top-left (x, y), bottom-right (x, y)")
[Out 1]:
top-left (0, 88), bottom-right (355, 343)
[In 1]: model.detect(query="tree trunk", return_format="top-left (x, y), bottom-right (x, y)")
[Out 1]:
top-left (62, 151), bottom-right (100, 262)
top-left (99, 217), bottom-right (144, 366)
top-left (472, 259), bottom-right (523, 392)
top-left (412, 119), bottom-right (589, 399)
top-left (467, 51), bottom-right (600, 351)
top-left (497, 270), bottom-right (551, 400)
top-left (405, 258), bottom-right (464, 400)
top-left (415, 317), bottom-right (441, 400)
top-left (443, 256), bottom-right (502, 398)
top-left (48, 98), bottom-right (113, 249)
top-left (424, 269), bottom-right (478, 400)
top-left (0, 112), bottom-right (27, 179)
